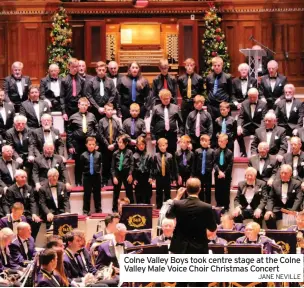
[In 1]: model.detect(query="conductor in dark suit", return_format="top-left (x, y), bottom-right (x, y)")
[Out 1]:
top-left (0, 89), bottom-right (15, 137)
top-left (3, 61), bottom-right (32, 113)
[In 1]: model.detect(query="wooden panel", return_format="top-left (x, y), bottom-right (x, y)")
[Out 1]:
top-left (7, 24), bottom-right (20, 74)
top-left (0, 24), bottom-right (7, 79)
top-left (72, 24), bottom-right (85, 61)
top-left (224, 22), bottom-right (238, 75)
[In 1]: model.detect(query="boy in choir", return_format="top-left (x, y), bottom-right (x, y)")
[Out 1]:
top-left (97, 102), bottom-right (122, 187)
top-left (214, 134), bottom-right (233, 211)
top-left (152, 138), bottom-right (178, 209)
top-left (214, 101), bottom-right (237, 152)
top-left (111, 134), bottom-right (134, 212)
top-left (133, 136), bottom-right (153, 204)
top-left (122, 103), bottom-right (146, 151)
top-left (80, 137), bottom-right (102, 215)
top-left (175, 135), bottom-right (194, 188)
top-left (185, 95), bottom-right (213, 151)
top-left (150, 89), bottom-right (184, 155)
top-left (191, 134), bottom-right (214, 203)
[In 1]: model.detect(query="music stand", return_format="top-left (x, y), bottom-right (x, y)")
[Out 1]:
top-left (240, 48), bottom-right (266, 80)
top-left (208, 244), bottom-right (226, 254)
top-left (227, 244), bottom-right (263, 254)
top-left (125, 229), bottom-right (152, 246)
top-left (53, 213), bottom-right (78, 236)
top-left (121, 204), bottom-right (153, 230)
top-left (126, 244), bottom-right (169, 254)
top-left (265, 230), bottom-right (297, 254)
top-left (217, 231), bottom-right (244, 244)
top-left (268, 242), bottom-right (283, 254)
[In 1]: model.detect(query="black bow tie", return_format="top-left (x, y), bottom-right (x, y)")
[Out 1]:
top-left (240, 78), bottom-right (247, 81)
top-left (0, 103), bottom-right (4, 107)
top-left (248, 240), bottom-right (257, 244)
top-left (50, 78), bottom-right (58, 82)
top-left (15, 78), bottom-right (21, 82)
top-left (13, 220), bottom-right (20, 224)
top-left (266, 128), bottom-right (273, 132)
top-left (293, 154), bottom-right (300, 157)
top-left (246, 184), bottom-right (254, 188)
top-left (116, 242), bottom-right (124, 246)
top-left (32, 101), bottom-right (39, 104)
top-left (50, 185), bottom-right (57, 188)
top-left (5, 160), bottom-right (12, 164)
top-left (260, 157), bottom-right (267, 160)
top-left (108, 74), bottom-right (117, 79)
top-left (250, 103), bottom-right (256, 106)
top-left (286, 99), bottom-right (292, 103)
top-left (269, 76), bottom-right (277, 80)
top-left (45, 157), bottom-right (53, 160)
top-left (282, 181), bottom-right (289, 184)
top-left (44, 129), bottom-right (50, 133)
top-left (164, 237), bottom-right (172, 241)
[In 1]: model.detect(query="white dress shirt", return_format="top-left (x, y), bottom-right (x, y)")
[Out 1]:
top-left (250, 103), bottom-right (256, 119)
top-left (0, 106), bottom-right (6, 125)
top-left (112, 239), bottom-right (124, 262)
top-left (16, 81), bottom-right (23, 98)
top-left (33, 102), bottom-right (40, 124)
top-left (285, 100), bottom-right (293, 119)
top-left (266, 131), bottom-right (272, 145)
top-left (293, 155), bottom-right (299, 177)
top-left (44, 131), bottom-right (53, 144)
top-left (51, 186), bottom-right (58, 208)
top-left (259, 158), bottom-right (265, 175)
top-left (7, 162), bottom-right (13, 180)
top-left (100, 80), bottom-right (105, 97)
top-left (245, 183), bottom-right (255, 209)
top-left (241, 79), bottom-right (248, 96)
top-left (50, 80), bottom-right (60, 97)
top-left (281, 182), bottom-right (288, 204)
top-left (112, 77), bottom-right (117, 87)
top-left (270, 79), bottom-right (276, 92)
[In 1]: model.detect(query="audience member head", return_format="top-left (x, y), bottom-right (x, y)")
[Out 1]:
top-left (107, 61), bottom-right (119, 77)
top-left (161, 218), bottom-right (175, 238)
top-left (86, 137), bottom-right (97, 153)
top-left (263, 111), bottom-right (276, 129)
top-left (219, 101), bottom-right (230, 117)
top-left (200, 134), bottom-right (210, 149)
top-left (0, 228), bottom-right (14, 249)
top-left (72, 229), bottom-right (86, 249)
top-left (118, 197), bottom-right (130, 215)
top-left (184, 58), bottom-right (195, 74)
top-left (157, 138), bottom-right (168, 153)
top-left (64, 231), bottom-right (82, 253)
top-left (128, 61), bottom-right (141, 78)
top-left (104, 102), bottom-right (114, 118)
top-left (280, 164), bottom-right (292, 182)
top-left (40, 249), bottom-right (58, 272)
top-left (47, 168), bottom-right (59, 186)
top-left (238, 63), bottom-right (249, 78)
top-left (245, 167), bottom-right (257, 185)
top-left (46, 235), bottom-right (64, 251)
top-left (180, 135), bottom-right (191, 151)
top-left (136, 136), bottom-right (146, 152)
top-left (193, 95), bottom-right (205, 111)
top-left (2, 145), bottom-right (13, 161)
top-left (14, 115), bottom-right (27, 132)
top-left (258, 142), bottom-right (269, 158)
top-left (244, 222), bottom-right (260, 241)
top-left (114, 223), bottom-right (127, 243)
top-left (218, 133), bottom-right (228, 149)
top-left (43, 142), bottom-right (55, 157)
top-left (290, 136), bottom-right (302, 155)
top-left (206, 228), bottom-right (217, 240)
top-left (41, 114), bottom-right (53, 130)
top-left (78, 60), bottom-right (87, 76)
top-left (105, 213), bottom-right (121, 234)
top-left (78, 97), bottom-right (89, 114)
top-left (212, 56), bottom-right (224, 74)
top-left (28, 85), bottom-right (40, 102)
top-left (159, 89), bottom-right (172, 106)
top-left (159, 58), bottom-right (169, 76)
top-left (296, 211), bottom-right (304, 230)
top-left (284, 84), bottom-right (295, 101)
top-left (248, 88), bottom-right (259, 103)
top-left (11, 61), bottom-right (23, 79)
top-left (17, 222), bottom-right (31, 240)
top-left (48, 64), bottom-right (60, 79)
top-left (11, 202), bottom-right (24, 220)
top-left (130, 103), bottom-right (140, 119)
top-left (220, 213), bottom-right (235, 230)
top-left (186, 178), bottom-right (201, 196)
top-left (117, 134), bottom-right (129, 150)
top-left (15, 169), bottom-right (27, 187)
top-left (0, 88), bottom-right (5, 105)
top-left (267, 60), bottom-right (279, 77)
top-left (96, 61), bottom-right (107, 79)
top-left (68, 58), bottom-right (79, 76)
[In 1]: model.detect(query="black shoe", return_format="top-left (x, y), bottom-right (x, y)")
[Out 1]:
top-left (240, 152), bottom-right (247, 158)
top-left (83, 211), bottom-right (89, 216)
top-left (95, 209), bottom-right (102, 213)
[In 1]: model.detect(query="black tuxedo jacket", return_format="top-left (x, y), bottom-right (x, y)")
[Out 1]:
top-left (40, 75), bottom-right (63, 111)
top-left (234, 179), bottom-right (268, 211)
top-left (0, 158), bottom-right (21, 188)
top-left (237, 99), bottom-right (267, 131)
top-left (258, 73), bottom-right (287, 109)
top-left (275, 98), bottom-right (304, 136)
top-left (248, 154), bottom-right (278, 182)
top-left (231, 76), bottom-right (257, 104)
top-left (0, 103), bottom-right (15, 136)
top-left (19, 100), bottom-right (51, 129)
top-left (191, 148), bottom-right (214, 176)
top-left (267, 178), bottom-right (303, 213)
top-left (30, 127), bottom-right (64, 157)
top-left (39, 181), bottom-right (70, 216)
top-left (166, 196), bottom-right (217, 254)
top-left (251, 126), bottom-right (288, 156)
top-left (282, 151), bottom-right (304, 181)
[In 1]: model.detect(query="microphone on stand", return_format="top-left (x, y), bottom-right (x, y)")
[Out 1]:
top-left (249, 35), bottom-right (254, 41)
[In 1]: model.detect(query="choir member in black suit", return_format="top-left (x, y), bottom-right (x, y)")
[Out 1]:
top-left (177, 58), bottom-right (204, 123)
top-left (30, 113), bottom-right (64, 158)
top-left (78, 60), bottom-right (93, 82)
top-left (3, 61), bottom-right (32, 113)
top-left (217, 213), bottom-right (245, 231)
top-left (206, 56), bottom-right (232, 121)
top-left (97, 102), bottom-right (122, 187)
top-left (86, 61), bottom-right (120, 120)
top-left (259, 60), bottom-right (288, 110)
top-left (192, 134), bottom-right (214, 203)
top-left (287, 211), bottom-right (304, 232)
top-left (4, 170), bottom-right (41, 238)
top-left (251, 111), bottom-right (288, 162)
top-left (185, 95), bottom-right (213, 150)
top-left (111, 135), bottom-right (134, 212)
top-left (40, 64), bottom-right (62, 111)
top-left (214, 101), bottom-right (237, 152)
top-left (207, 228), bottom-right (227, 245)
top-left (275, 84), bottom-right (304, 137)
top-left (237, 88), bottom-right (267, 157)
top-left (19, 85), bottom-right (50, 129)
top-left (0, 202), bottom-right (27, 233)
top-left (133, 137), bottom-right (152, 204)
top-left (117, 61), bottom-right (150, 120)
top-left (233, 167), bottom-right (268, 226)
top-left (107, 61), bottom-right (123, 88)
top-left (39, 169), bottom-right (70, 226)
top-left (60, 58), bottom-right (85, 121)
top-left (150, 89), bottom-right (184, 155)
top-left (152, 138), bottom-right (178, 209)
top-left (264, 164), bottom-right (303, 229)
top-left (80, 137), bottom-right (102, 215)
top-left (0, 89), bottom-right (15, 137)
top-left (176, 135), bottom-right (194, 188)
top-left (151, 218), bottom-right (175, 245)
top-left (214, 134), bottom-right (233, 211)
top-left (151, 58), bottom-right (178, 106)
top-left (122, 103), bottom-right (146, 150)
top-left (32, 142), bottom-right (70, 192)
top-left (67, 97), bottom-right (97, 186)
top-left (248, 142), bottom-right (278, 187)
top-left (231, 63), bottom-right (257, 110)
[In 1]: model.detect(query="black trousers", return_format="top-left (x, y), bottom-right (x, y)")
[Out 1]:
top-left (83, 174), bottom-right (101, 213)
top-left (135, 173), bottom-right (152, 204)
top-left (234, 208), bottom-right (263, 226)
top-left (181, 100), bottom-right (194, 124)
top-left (26, 216), bottom-right (41, 240)
top-left (265, 211), bottom-right (282, 229)
top-left (236, 126), bottom-right (256, 155)
top-left (199, 173), bottom-right (212, 203)
top-left (101, 147), bottom-right (114, 184)
top-left (112, 170), bottom-right (134, 212)
top-left (156, 175), bottom-right (171, 209)
top-left (155, 131), bottom-right (178, 155)
top-left (214, 174), bottom-right (231, 211)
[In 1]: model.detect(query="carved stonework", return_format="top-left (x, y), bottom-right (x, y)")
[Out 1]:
top-left (166, 33), bottom-right (178, 64)
top-left (106, 34), bottom-right (116, 62)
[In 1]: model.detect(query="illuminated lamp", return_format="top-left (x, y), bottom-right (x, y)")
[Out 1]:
top-left (132, 0), bottom-right (149, 8)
